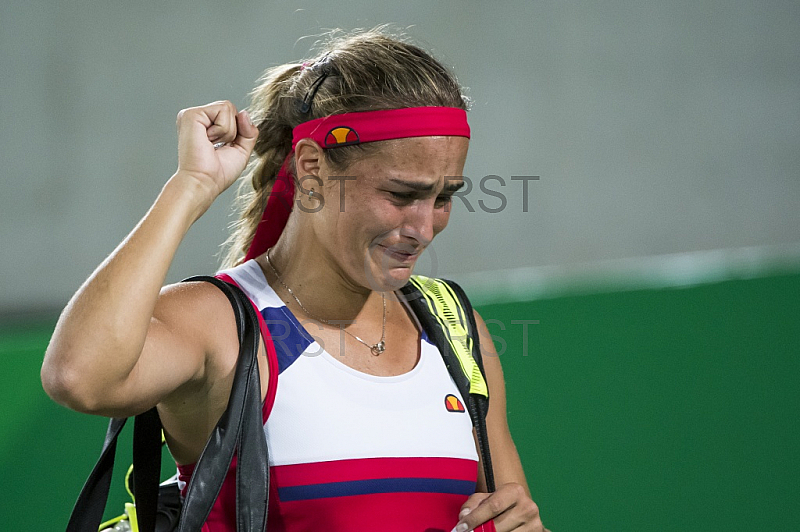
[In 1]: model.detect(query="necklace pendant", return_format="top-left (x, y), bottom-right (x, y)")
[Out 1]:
top-left (371, 341), bottom-right (385, 356)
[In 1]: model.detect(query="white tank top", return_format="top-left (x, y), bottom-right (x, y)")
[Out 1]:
top-left (212, 259), bottom-right (479, 531)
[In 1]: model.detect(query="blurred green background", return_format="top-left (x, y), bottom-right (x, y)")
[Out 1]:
top-left (3, 266), bottom-right (798, 530)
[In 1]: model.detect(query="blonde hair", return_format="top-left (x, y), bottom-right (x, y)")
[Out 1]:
top-left (221, 28), bottom-right (469, 267)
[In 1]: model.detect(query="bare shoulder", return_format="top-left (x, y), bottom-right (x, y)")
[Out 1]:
top-left (155, 278), bottom-right (234, 321)
top-left (152, 279), bottom-right (246, 463)
top-left (152, 279), bottom-right (241, 394)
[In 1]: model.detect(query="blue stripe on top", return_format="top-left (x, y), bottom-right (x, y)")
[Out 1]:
top-left (420, 327), bottom-right (430, 345)
top-left (261, 306), bottom-right (315, 374)
top-left (261, 293), bottom-right (433, 375)
top-left (278, 477), bottom-right (476, 502)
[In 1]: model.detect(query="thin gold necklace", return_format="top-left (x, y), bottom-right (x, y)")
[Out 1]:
top-left (265, 249), bottom-right (386, 356)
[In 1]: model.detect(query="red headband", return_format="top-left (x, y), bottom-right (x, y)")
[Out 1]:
top-left (243, 106), bottom-right (470, 262)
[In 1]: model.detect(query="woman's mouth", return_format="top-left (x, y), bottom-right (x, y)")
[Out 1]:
top-left (378, 244), bottom-right (420, 265)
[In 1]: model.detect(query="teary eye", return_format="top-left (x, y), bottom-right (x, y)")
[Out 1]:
top-left (389, 191), bottom-right (415, 201)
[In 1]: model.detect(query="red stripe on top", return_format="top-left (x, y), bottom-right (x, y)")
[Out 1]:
top-left (272, 456), bottom-right (478, 487)
top-left (273, 490), bottom-right (467, 532)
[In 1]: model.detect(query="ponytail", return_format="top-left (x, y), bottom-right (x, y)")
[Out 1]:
top-left (221, 63), bottom-right (301, 267)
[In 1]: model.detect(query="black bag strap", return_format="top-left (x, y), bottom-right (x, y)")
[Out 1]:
top-left (66, 276), bottom-right (268, 532)
top-left (131, 407), bottom-right (164, 531)
top-left (399, 276), bottom-right (495, 492)
top-left (445, 279), bottom-right (495, 493)
top-left (66, 417), bottom-right (128, 531)
top-left (178, 276), bottom-right (268, 532)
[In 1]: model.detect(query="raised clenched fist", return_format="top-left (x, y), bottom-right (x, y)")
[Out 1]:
top-left (174, 100), bottom-right (259, 205)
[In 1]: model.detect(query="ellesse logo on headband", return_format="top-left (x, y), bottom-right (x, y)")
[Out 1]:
top-left (324, 126), bottom-right (360, 147)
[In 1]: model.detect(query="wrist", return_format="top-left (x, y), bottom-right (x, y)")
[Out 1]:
top-left (159, 172), bottom-right (218, 225)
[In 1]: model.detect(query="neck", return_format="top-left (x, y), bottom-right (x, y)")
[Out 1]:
top-left (260, 220), bottom-right (381, 322)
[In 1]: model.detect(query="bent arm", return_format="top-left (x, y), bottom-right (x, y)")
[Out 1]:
top-left (42, 179), bottom-right (205, 414)
top-left (41, 102), bottom-right (257, 416)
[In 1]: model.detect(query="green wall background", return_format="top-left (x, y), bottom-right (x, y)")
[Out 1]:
top-left (1, 270), bottom-right (798, 530)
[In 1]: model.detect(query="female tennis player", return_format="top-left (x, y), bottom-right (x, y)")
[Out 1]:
top-left (42, 29), bottom-right (546, 532)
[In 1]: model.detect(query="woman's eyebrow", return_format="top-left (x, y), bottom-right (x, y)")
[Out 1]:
top-left (388, 178), bottom-right (435, 192)
top-left (388, 178), bottom-right (465, 192)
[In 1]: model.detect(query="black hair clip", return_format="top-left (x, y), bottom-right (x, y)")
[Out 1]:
top-left (297, 71), bottom-right (330, 114)
top-left (297, 52), bottom-right (334, 114)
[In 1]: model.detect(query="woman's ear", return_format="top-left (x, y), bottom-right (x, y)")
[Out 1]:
top-left (294, 139), bottom-right (323, 180)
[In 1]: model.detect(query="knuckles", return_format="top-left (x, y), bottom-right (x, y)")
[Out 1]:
top-left (520, 498), bottom-right (540, 519)
top-left (175, 100), bottom-right (237, 126)
top-left (501, 482), bottom-right (540, 521)
top-left (511, 483), bottom-right (531, 504)
top-left (461, 485), bottom-right (542, 530)
top-left (504, 482), bottom-right (539, 518)
top-left (486, 495), bottom-right (506, 515)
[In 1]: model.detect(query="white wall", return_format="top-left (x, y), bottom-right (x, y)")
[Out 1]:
top-left (2, 0), bottom-right (799, 311)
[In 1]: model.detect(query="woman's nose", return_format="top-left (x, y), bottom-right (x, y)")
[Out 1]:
top-left (402, 202), bottom-right (435, 245)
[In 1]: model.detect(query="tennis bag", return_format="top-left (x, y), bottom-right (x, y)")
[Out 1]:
top-left (66, 274), bottom-right (493, 531)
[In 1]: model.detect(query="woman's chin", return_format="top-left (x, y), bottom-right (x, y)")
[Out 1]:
top-left (385, 265), bottom-right (415, 288)
top-left (362, 262), bottom-right (416, 292)
top-left (365, 248), bottom-right (418, 290)
top-left (360, 267), bottom-right (409, 293)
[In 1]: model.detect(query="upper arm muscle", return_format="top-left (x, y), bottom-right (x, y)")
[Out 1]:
top-left (89, 281), bottom-right (235, 417)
